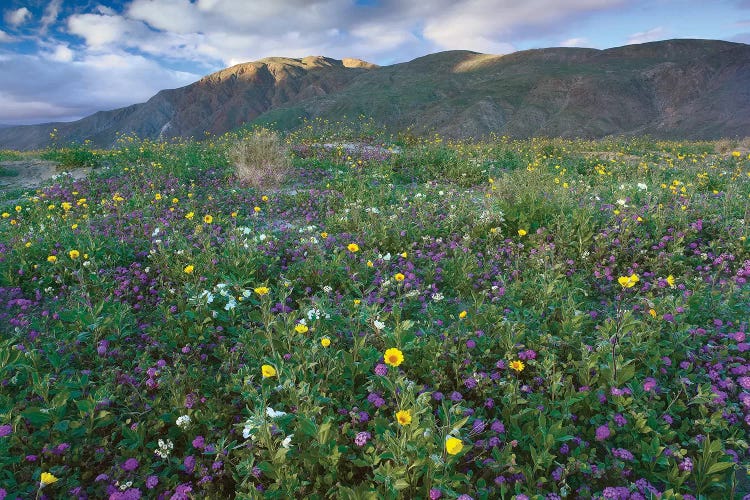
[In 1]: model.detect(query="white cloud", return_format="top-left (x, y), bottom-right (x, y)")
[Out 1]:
top-left (67, 13), bottom-right (147, 48)
top-left (62, 0), bottom-right (627, 69)
top-left (40, 0), bottom-right (63, 32)
top-left (0, 51), bottom-right (199, 124)
top-left (560, 37), bottom-right (589, 47)
top-left (0, 92), bottom-right (81, 124)
top-left (48, 44), bottom-right (74, 62)
top-left (626, 26), bottom-right (668, 45)
top-left (127, 0), bottom-right (203, 33)
top-left (4, 7), bottom-right (32, 27)
top-left (0, 30), bottom-right (14, 43)
top-left (421, 0), bottom-right (624, 51)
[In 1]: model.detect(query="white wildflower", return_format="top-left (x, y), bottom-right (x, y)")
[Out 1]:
top-left (176, 415), bottom-right (191, 429)
top-left (155, 439), bottom-right (174, 458)
top-left (281, 434), bottom-right (293, 448)
top-left (266, 407), bottom-right (287, 418)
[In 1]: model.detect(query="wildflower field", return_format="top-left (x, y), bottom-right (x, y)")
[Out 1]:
top-left (0, 126), bottom-right (749, 499)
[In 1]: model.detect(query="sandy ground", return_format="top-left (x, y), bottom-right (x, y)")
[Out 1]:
top-left (0, 159), bottom-right (90, 192)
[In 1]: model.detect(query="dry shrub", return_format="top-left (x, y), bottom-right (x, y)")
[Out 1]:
top-left (228, 129), bottom-right (292, 188)
top-left (714, 137), bottom-right (750, 154)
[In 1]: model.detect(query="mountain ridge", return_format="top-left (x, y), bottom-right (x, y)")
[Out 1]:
top-left (1, 39), bottom-right (748, 150)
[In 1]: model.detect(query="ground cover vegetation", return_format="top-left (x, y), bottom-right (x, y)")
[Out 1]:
top-left (0, 122), bottom-right (748, 499)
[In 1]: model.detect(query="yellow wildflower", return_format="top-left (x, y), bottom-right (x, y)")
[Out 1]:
top-left (459, 310), bottom-right (467, 319)
top-left (347, 243), bottom-right (360, 253)
top-left (321, 337), bottom-right (331, 347)
top-left (295, 324), bottom-right (309, 334)
top-left (395, 409), bottom-right (412, 426)
top-left (509, 360), bottom-right (525, 372)
top-left (518, 229), bottom-right (527, 236)
top-left (384, 347), bottom-right (404, 367)
top-left (445, 437), bottom-right (463, 455)
top-left (394, 273), bottom-right (405, 282)
top-left (617, 274), bottom-right (639, 288)
top-left (183, 265), bottom-right (194, 274)
top-left (69, 250), bottom-right (80, 260)
top-left (254, 286), bottom-right (270, 296)
top-left (261, 364), bottom-right (276, 378)
top-left (47, 255), bottom-right (57, 263)
top-left (203, 215), bottom-right (213, 224)
top-left (40, 472), bottom-right (58, 486)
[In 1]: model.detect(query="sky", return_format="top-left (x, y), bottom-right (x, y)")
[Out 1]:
top-left (0, 0), bottom-right (748, 125)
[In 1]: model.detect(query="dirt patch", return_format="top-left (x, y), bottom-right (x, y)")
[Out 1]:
top-left (0, 159), bottom-right (90, 191)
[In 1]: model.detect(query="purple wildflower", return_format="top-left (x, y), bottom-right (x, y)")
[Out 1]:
top-left (596, 424), bottom-right (611, 441)
top-left (192, 435), bottom-right (205, 449)
top-left (121, 458), bottom-right (139, 472)
top-left (354, 431), bottom-right (371, 447)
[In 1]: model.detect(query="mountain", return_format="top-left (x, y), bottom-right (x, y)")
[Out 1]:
top-left (1, 39), bottom-right (749, 149)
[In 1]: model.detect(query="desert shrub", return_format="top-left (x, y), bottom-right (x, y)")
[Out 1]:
top-left (40, 144), bottom-right (101, 168)
top-left (228, 129), bottom-right (293, 188)
top-left (0, 166), bottom-right (18, 177)
top-left (0, 150), bottom-right (22, 162)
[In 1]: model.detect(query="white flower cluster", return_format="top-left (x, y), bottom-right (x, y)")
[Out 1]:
top-left (194, 282), bottom-right (255, 311)
top-left (155, 439), bottom-right (173, 458)
top-left (176, 414), bottom-right (191, 429)
top-left (307, 308), bottom-right (330, 321)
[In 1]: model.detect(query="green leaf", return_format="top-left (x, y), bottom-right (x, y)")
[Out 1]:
top-left (393, 479), bottom-right (409, 490)
top-left (706, 461), bottom-right (735, 475)
top-left (21, 408), bottom-right (52, 426)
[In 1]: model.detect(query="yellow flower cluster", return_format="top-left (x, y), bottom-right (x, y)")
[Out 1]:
top-left (617, 274), bottom-right (639, 288)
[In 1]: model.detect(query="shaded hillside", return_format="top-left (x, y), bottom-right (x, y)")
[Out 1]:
top-left (255, 40), bottom-right (750, 139)
top-left (1, 39), bottom-right (749, 149)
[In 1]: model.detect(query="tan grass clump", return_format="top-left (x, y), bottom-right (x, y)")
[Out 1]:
top-left (228, 129), bottom-right (292, 188)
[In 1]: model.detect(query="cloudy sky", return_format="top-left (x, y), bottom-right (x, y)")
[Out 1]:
top-left (0, 0), bottom-right (748, 125)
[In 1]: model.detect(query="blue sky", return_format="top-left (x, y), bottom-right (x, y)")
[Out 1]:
top-left (0, 0), bottom-right (748, 125)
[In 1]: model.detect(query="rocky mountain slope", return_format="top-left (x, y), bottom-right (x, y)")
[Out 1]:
top-left (1, 39), bottom-right (748, 149)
